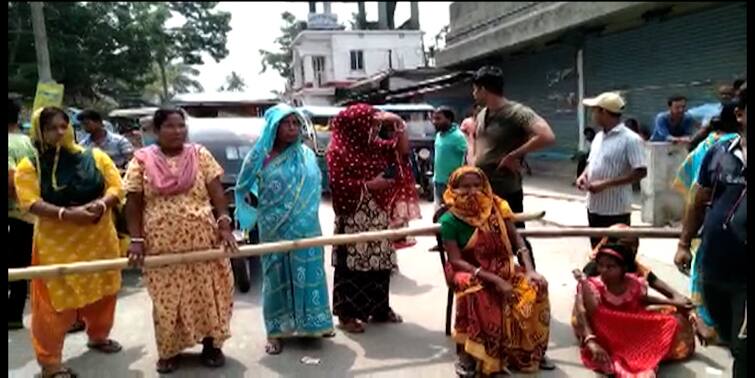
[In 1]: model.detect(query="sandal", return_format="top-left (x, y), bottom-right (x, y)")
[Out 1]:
top-left (371, 309), bottom-right (403, 324)
top-left (265, 339), bottom-right (283, 355)
top-left (454, 360), bottom-right (476, 377)
top-left (42, 367), bottom-right (78, 378)
top-left (200, 346), bottom-right (226, 368)
top-left (8, 320), bottom-right (23, 330)
top-left (539, 354), bottom-right (556, 370)
top-left (322, 330), bottom-right (337, 338)
top-left (86, 339), bottom-right (122, 354)
top-left (156, 357), bottom-right (179, 374)
top-left (337, 319), bottom-right (365, 334)
top-left (68, 320), bottom-right (85, 334)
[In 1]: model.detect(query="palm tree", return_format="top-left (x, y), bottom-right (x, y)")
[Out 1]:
top-left (142, 61), bottom-right (204, 104)
top-left (218, 71), bottom-right (246, 92)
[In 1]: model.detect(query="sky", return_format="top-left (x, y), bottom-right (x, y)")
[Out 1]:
top-left (190, 2), bottom-right (451, 98)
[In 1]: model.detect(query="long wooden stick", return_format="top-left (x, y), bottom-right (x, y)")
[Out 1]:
top-left (7, 213), bottom-right (681, 282)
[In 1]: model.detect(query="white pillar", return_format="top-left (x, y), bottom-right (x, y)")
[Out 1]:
top-left (577, 48), bottom-right (586, 152)
top-left (323, 2), bottom-right (331, 14)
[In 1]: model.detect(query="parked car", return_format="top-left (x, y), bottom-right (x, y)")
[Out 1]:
top-left (108, 107), bottom-right (159, 148)
top-left (297, 106), bottom-right (344, 194)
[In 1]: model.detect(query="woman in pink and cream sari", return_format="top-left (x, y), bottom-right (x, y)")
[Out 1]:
top-left (124, 109), bottom-right (238, 374)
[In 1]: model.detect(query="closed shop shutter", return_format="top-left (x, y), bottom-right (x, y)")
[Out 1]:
top-left (584, 3), bottom-right (747, 133)
top-left (498, 45), bottom-right (579, 159)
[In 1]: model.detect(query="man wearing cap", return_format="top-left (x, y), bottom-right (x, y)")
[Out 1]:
top-left (576, 92), bottom-right (647, 247)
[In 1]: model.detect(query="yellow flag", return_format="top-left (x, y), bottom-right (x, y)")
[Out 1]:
top-left (32, 81), bottom-right (65, 112)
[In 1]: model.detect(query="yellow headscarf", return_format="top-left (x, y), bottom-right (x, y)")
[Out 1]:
top-left (30, 107), bottom-right (84, 191)
top-left (443, 166), bottom-right (514, 256)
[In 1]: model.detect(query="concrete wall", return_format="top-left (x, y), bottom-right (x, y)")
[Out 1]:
top-left (438, 2), bottom-right (655, 67)
top-left (641, 143), bottom-right (688, 226)
top-left (330, 32), bottom-right (424, 81)
top-left (294, 31), bottom-right (423, 89)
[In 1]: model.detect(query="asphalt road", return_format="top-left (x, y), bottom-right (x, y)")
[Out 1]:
top-left (8, 178), bottom-right (734, 377)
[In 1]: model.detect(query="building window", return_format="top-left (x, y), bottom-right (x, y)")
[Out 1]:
top-left (350, 50), bottom-right (364, 71)
top-left (312, 56), bottom-right (326, 87)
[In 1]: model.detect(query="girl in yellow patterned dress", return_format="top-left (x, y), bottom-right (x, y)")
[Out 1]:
top-left (15, 107), bottom-right (124, 378)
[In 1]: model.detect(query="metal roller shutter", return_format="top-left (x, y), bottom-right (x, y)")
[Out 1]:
top-left (498, 45), bottom-right (579, 159)
top-left (584, 3), bottom-right (747, 131)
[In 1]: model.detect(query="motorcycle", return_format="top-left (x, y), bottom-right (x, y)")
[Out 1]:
top-left (411, 143), bottom-right (435, 202)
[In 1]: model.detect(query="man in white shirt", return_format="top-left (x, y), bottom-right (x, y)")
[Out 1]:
top-left (576, 92), bottom-right (647, 247)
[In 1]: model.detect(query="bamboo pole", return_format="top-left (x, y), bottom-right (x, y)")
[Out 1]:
top-left (7, 212), bottom-right (681, 282)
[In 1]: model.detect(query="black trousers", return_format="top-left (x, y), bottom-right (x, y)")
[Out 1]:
top-left (8, 218), bottom-right (34, 323)
top-left (702, 280), bottom-right (747, 378)
top-left (587, 211), bottom-right (631, 248)
top-left (495, 190), bottom-right (535, 269)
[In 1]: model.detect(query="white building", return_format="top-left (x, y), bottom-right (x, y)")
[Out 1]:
top-left (290, 30), bottom-right (425, 106)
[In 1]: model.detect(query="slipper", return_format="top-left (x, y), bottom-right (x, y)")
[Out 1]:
top-left (539, 355), bottom-right (556, 370)
top-left (265, 339), bottom-right (283, 355)
top-left (86, 339), bottom-right (123, 354)
top-left (454, 360), bottom-right (476, 377)
top-left (42, 367), bottom-right (78, 378)
top-left (156, 357), bottom-right (179, 374)
top-left (68, 321), bottom-right (85, 334)
top-left (200, 346), bottom-right (225, 368)
top-left (371, 310), bottom-right (403, 324)
top-left (322, 331), bottom-right (336, 338)
top-left (8, 320), bottom-right (23, 330)
top-left (337, 320), bottom-right (365, 334)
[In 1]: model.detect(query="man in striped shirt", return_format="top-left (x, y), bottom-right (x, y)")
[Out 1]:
top-left (577, 92), bottom-right (647, 247)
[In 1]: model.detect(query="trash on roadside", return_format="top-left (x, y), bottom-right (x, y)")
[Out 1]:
top-left (300, 356), bottom-right (321, 365)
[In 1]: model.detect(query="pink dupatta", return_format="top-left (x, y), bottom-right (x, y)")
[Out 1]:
top-left (134, 144), bottom-right (199, 196)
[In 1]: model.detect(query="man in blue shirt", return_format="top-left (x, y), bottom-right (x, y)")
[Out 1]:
top-left (650, 95), bottom-right (699, 143)
top-left (77, 109), bottom-right (134, 170)
top-left (432, 107), bottom-right (467, 206)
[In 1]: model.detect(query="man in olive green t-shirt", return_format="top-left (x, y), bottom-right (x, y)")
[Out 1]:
top-left (472, 66), bottom-right (556, 267)
top-left (8, 98), bottom-right (36, 330)
top-left (470, 66), bottom-right (557, 370)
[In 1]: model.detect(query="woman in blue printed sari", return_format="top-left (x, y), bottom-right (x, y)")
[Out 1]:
top-left (235, 104), bottom-right (334, 355)
top-left (673, 101), bottom-right (740, 345)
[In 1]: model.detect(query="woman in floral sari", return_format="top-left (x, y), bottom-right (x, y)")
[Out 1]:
top-left (124, 109), bottom-right (237, 373)
top-left (572, 243), bottom-right (695, 377)
top-left (327, 103), bottom-right (409, 333)
top-left (235, 104), bottom-right (334, 355)
top-left (439, 166), bottom-right (551, 376)
top-left (672, 101), bottom-right (741, 345)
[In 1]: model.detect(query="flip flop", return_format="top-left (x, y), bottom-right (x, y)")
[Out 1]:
top-left (156, 357), bottom-right (179, 374)
top-left (8, 320), bottom-right (23, 330)
top-left (265, 339), bottom-right (283, 355)
top-left (539, 355), bottom-right (556, 370)
top-left (68, 321), bottom-right (85, 334)
top-left (322, 331), bottom-right (337, 338)
top-left (371, 310), bottom-right (403, 324)
top-left (86, 339), bottom-right (123, 354)
top-left (200, 346), bottom-right (225, 368)
top-left (42, 367), bottom-right (78, 378)
top-left (337, 319), bottom-right (365, 334)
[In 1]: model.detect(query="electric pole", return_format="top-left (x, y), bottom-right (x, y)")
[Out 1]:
top-left (30, 2), bottom-right (53, 83)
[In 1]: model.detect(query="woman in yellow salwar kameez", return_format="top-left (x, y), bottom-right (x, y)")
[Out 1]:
top-left (14, 107), bottom-right (124, 378)
top-left (439, 167), bottom-right (552, 377)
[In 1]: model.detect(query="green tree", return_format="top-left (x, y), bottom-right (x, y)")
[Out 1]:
top-left (7, 2), bottom-right (230, 105)
top-left (142, 62), bottom-right (204, 103)
top-left (218, 71), bottom-right (246, 92)
top-left (259, 12), bottom-right (307, 85)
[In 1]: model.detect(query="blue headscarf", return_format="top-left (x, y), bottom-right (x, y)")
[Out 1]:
top-left (234, 103), bottom-right (310, 231)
